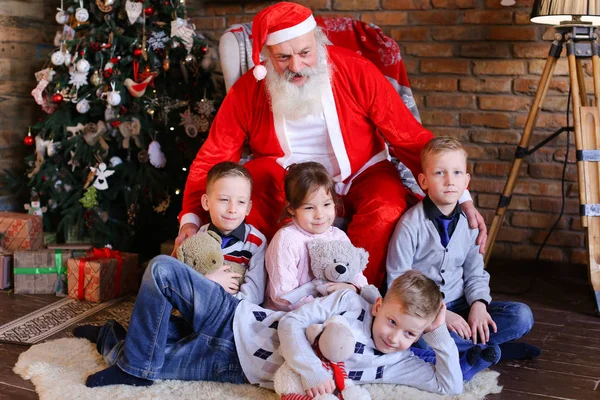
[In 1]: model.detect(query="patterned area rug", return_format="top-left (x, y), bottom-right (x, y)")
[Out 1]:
top-left (0, 296), bottom-right (134, 345)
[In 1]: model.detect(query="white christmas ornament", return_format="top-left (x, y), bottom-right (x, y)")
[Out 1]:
top-left (76, 59), bottom-right (90, 73)
top-left (91, 163), bottom-right (115, 191)
top-left (64, 51), bottom-right (72, 66)
top-left (68, 70), bottom-right (88, 89)
top-left (75, 4), bottom-right (89, 22)
top-left (76, 99), bottom-right (90, 113)
top-left (55, 9), bottom-right (69, 24)
top-left (109, 156), bottom-right (123, 167)
top-left (125, 0), bottom-right (143, 25)
top-left (51, 51), bottom-right (65, 66)
top-left (148, 141), bottom-right (166, 168)
top-left (107, 91), bottom-right (121, 106)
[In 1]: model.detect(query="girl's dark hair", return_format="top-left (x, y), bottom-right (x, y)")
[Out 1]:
top-left (281, 162), bottom-right (341, 220)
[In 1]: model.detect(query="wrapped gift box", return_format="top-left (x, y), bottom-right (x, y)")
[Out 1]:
top-left (67, 249), bottom-right (139, 303)
top-left (0, 213), bottom-right (43, 251)
top-left (43, 232), bottom-right (57, 247)
top-left (13, 249), bottom-right (82, 295)
top-left (1, 253), bottom-right (12, 289)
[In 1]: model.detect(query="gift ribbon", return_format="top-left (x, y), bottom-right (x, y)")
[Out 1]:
top-left (13, 250), bottom-right (63, 275)
top-left (77, 247), bottom-right (123, 301)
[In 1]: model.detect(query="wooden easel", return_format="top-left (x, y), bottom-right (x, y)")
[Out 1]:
top-left (484, 23), bottom-right (600, 314)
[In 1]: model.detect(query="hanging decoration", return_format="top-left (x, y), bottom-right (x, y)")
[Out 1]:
top-left (148, 140), bottom-right (166, 168)
top-left (90, 163), bottom-right (115, 191)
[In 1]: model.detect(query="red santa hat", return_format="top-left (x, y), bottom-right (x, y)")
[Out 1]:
top-left (251, 2), bottom-right (317, 81)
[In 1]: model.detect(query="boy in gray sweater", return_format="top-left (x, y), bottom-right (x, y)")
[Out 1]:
top-left (78, 257), bottom-right (463, 396)
top-left (386, 136), bottom-right (540, 364)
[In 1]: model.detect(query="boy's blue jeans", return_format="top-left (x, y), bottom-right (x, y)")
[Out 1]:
top-left (95, 255), bottom-right (247, 383)
top-left (414, 297), bottom-right (534, 353)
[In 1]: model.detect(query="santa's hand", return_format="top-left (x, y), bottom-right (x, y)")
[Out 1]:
top-left (306, 379), bottom-right (335, 398)
top-left (171, 223), bottom-right (199, 257)
top-left (460, 200), bottom-right (487, 255)
top-left (206, 265), bottom-right (243, 294)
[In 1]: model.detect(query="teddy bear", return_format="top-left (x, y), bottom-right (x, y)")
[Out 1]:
top-left (280, 240), bottom-right (381, 305)
top-left (175, 230), bottom-right (246, 285)
top-left (273, 315), bottom-right (372, 400)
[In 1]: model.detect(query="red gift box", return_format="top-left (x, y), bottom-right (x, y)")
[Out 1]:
top-left (0, 213), bottom-right (43, 252)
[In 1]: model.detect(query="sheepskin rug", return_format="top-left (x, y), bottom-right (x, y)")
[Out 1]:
top-left (14, 338), bottom-right (502, 400)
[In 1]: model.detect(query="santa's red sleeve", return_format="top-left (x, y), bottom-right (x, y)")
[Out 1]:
top-left (358, 58), bottom-right (433, 180)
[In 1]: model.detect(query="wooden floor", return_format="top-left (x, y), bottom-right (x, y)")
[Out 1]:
top-left (0, 260), bottom-right (599, 399)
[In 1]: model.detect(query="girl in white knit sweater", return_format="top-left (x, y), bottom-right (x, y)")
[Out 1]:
top-left (263, 162), bottom-right (369, 311)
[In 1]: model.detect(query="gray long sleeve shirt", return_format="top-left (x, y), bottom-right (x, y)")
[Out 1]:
top-left (233, 290), bottom-right (463, 395)
top-left (386, 201), bottom-right (492, 306)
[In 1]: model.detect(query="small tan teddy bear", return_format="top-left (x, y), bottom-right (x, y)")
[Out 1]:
top-left (175, 230), bottom-right (246, 285)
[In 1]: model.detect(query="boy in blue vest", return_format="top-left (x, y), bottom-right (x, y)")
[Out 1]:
top-left (386, 136), bottom-right (540, 366)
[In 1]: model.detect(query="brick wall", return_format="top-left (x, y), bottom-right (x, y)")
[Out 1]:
top-left (0, 1), bottom-right (55, 211)
top-left (192, 0), bottom-right (587, 264)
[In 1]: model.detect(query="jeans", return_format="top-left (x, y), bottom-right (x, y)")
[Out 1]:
top-left (96, 255), bottom-right (247, 383)
top-left (414, 297), bottom-right (534, 353)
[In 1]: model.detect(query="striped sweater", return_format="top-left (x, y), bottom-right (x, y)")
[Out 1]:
top-left (199, 223), bottom-right (267, 305)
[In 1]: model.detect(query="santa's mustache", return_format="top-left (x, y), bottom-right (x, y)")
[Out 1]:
top-left (284, 67), bottom-right (316, 81)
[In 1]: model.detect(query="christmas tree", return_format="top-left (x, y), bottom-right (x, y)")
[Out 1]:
top-left (5, 0), bottom-right (221, 256)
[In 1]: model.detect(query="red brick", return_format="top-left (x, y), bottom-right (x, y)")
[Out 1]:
top-left (463, 143), bottom-right (500, 160)
top-left (382, 0), bottom-right (430, 9)
top-left (529, 59), bottom-right (569, 76)
top-left (404, 43), bottom-right (454, 57)
top-left (468, 177), bottom-right (506, 193)
top-left (513, 77), bottom-right (569, 94)
top-left (470, 130), bottom-right (521, 144)
top-left (190, 17), bottom-right (226, 30)
top-left (488, 26), bottom-right (538, 41)
top-left (314, 12), bottom-right (359, 19)
top-left (511, 212), bottom-right (568, 229)
top-left (513, 43), bottom-right (563, 59)
top-left (542, 27), bottom-right (559, 41)
top-left (478, 96), bottom-right (531, 111)
top-left (553, 148), bottom-right (577, 164)
top-left (433, 127), bottom-right (470, 140)
top-left (459, 78), bottom-right (512, 93)
top-left (531, 230), bottom-right (584, 248)
top-left (570, 217), bottom-right (583, 231)
top-left (463, 11), bottom-right (512, 24)
top-left (411, 77), bottom-right (458, 91)
top-left (514, 11), bottom-right (532, 25)
top-left (460, 112), bottom-right (511, 128)
top-left (478, 193), bottom-right (529, 210)
top-left (504, 244), bottom-right (566, 263)
top-left (390, 27), bottom-right (428, 41)
top-left (529, 163), bottom-right (578, 181)
top-left (531, 131), bottom-right (569, 148)
top-left (432, 0), bottom-right (476, 8)
top-left (530, 197), bottom-right (580, 214)
top-left (242, 2), bottom-right (272, 13)
top-left (460, 43), bottom-right (512, 58)
top-left (570, 248), bottom-right (588, 265)
top-left (300, 0), bottom-right (331, 9)
top-left (431, 26), bottom-right (486, 41)
top-left (421, 59), bottom-right (469, 74)
top-left (360, 12), bottom-right (408, 26)
top-left (226, 15), bottom-right (254, 25)
top-left (514, 180), bottom-right (565, 197)
top-left (474, 161), bottom-right (522, 177)
top-left (404, 58), bottom-right (418, 74)
top-left (426, 94), bottom-right (476, 109)
top-left (333, 0), bottom-right (379, 10)
top-left (496, 227), bottom-right (533, 243)
top-left (420, 111), bottom-right (458, 126)
top-left (202, 4), bottom-right (242, 16)
top-left (473, 60), bottom-right (526, 75)
top-left (410, 10), bottom-right (459, 25)
top-left (541, 96), bottom-right (569, 112)
top-left (485, 0), bottom-right (534, 9)
top-left (514, 113), bottom-right (567, 129)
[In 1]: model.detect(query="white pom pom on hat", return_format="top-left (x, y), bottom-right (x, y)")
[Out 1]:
top-left (251, 2), bottom-right (316, 81)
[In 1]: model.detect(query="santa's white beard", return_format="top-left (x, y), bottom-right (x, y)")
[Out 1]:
top-left (265, 47), bottom-right (330, 120)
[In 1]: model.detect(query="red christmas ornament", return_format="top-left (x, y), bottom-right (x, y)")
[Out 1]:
top-left (103, 68), bottom-right (113, 78)
top-left (52, 93), bottom-right (64, 103)
top-left (110, 120), bottom-right (121, 128)
top-left (144, 6), bottom-right (154, 15)
top-left (42, 176), bottom-right (47, 181)
top-left (24, 134), bottom-right (34, 146)
top-left (110, 57), bottom-right (120, 64)
top-left (133, 48), bottom-right (143, 57)
top-left (79, 51), bottom-right (85, 56)
top-left (201, 46), bottom-right (208, 53)
top-left (103, 43), bottom-right (112, 49)
top-left (120, 105), bottom-right (128, 113)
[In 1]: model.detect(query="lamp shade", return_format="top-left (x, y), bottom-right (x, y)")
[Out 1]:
top-left (531, 0), bottom-right (600, 26)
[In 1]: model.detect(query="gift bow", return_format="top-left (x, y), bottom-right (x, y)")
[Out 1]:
top-left (77, 247), bottom-right (123, 301)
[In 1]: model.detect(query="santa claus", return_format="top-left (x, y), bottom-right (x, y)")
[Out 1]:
top-left (175, 2), bottom-right (486, 289)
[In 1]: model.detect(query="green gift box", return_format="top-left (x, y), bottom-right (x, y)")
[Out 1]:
top-left (13, 249), bottom-right (84, 295)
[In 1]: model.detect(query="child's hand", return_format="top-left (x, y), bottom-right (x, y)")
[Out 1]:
top-left (305, 379), bottom-right (335, 398)
top-left (205, 265), bottom-right (243, 295)
top-left (425, 302), bottom-right (446, 333)
top-left (326, 282), bottom-right (358, 294)
top-left (171, 223), bottom-right (199, 257)
top-left (468, 301), bottom-right (497, 345)
top-left (446, 309), bottom-right (472, 340)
